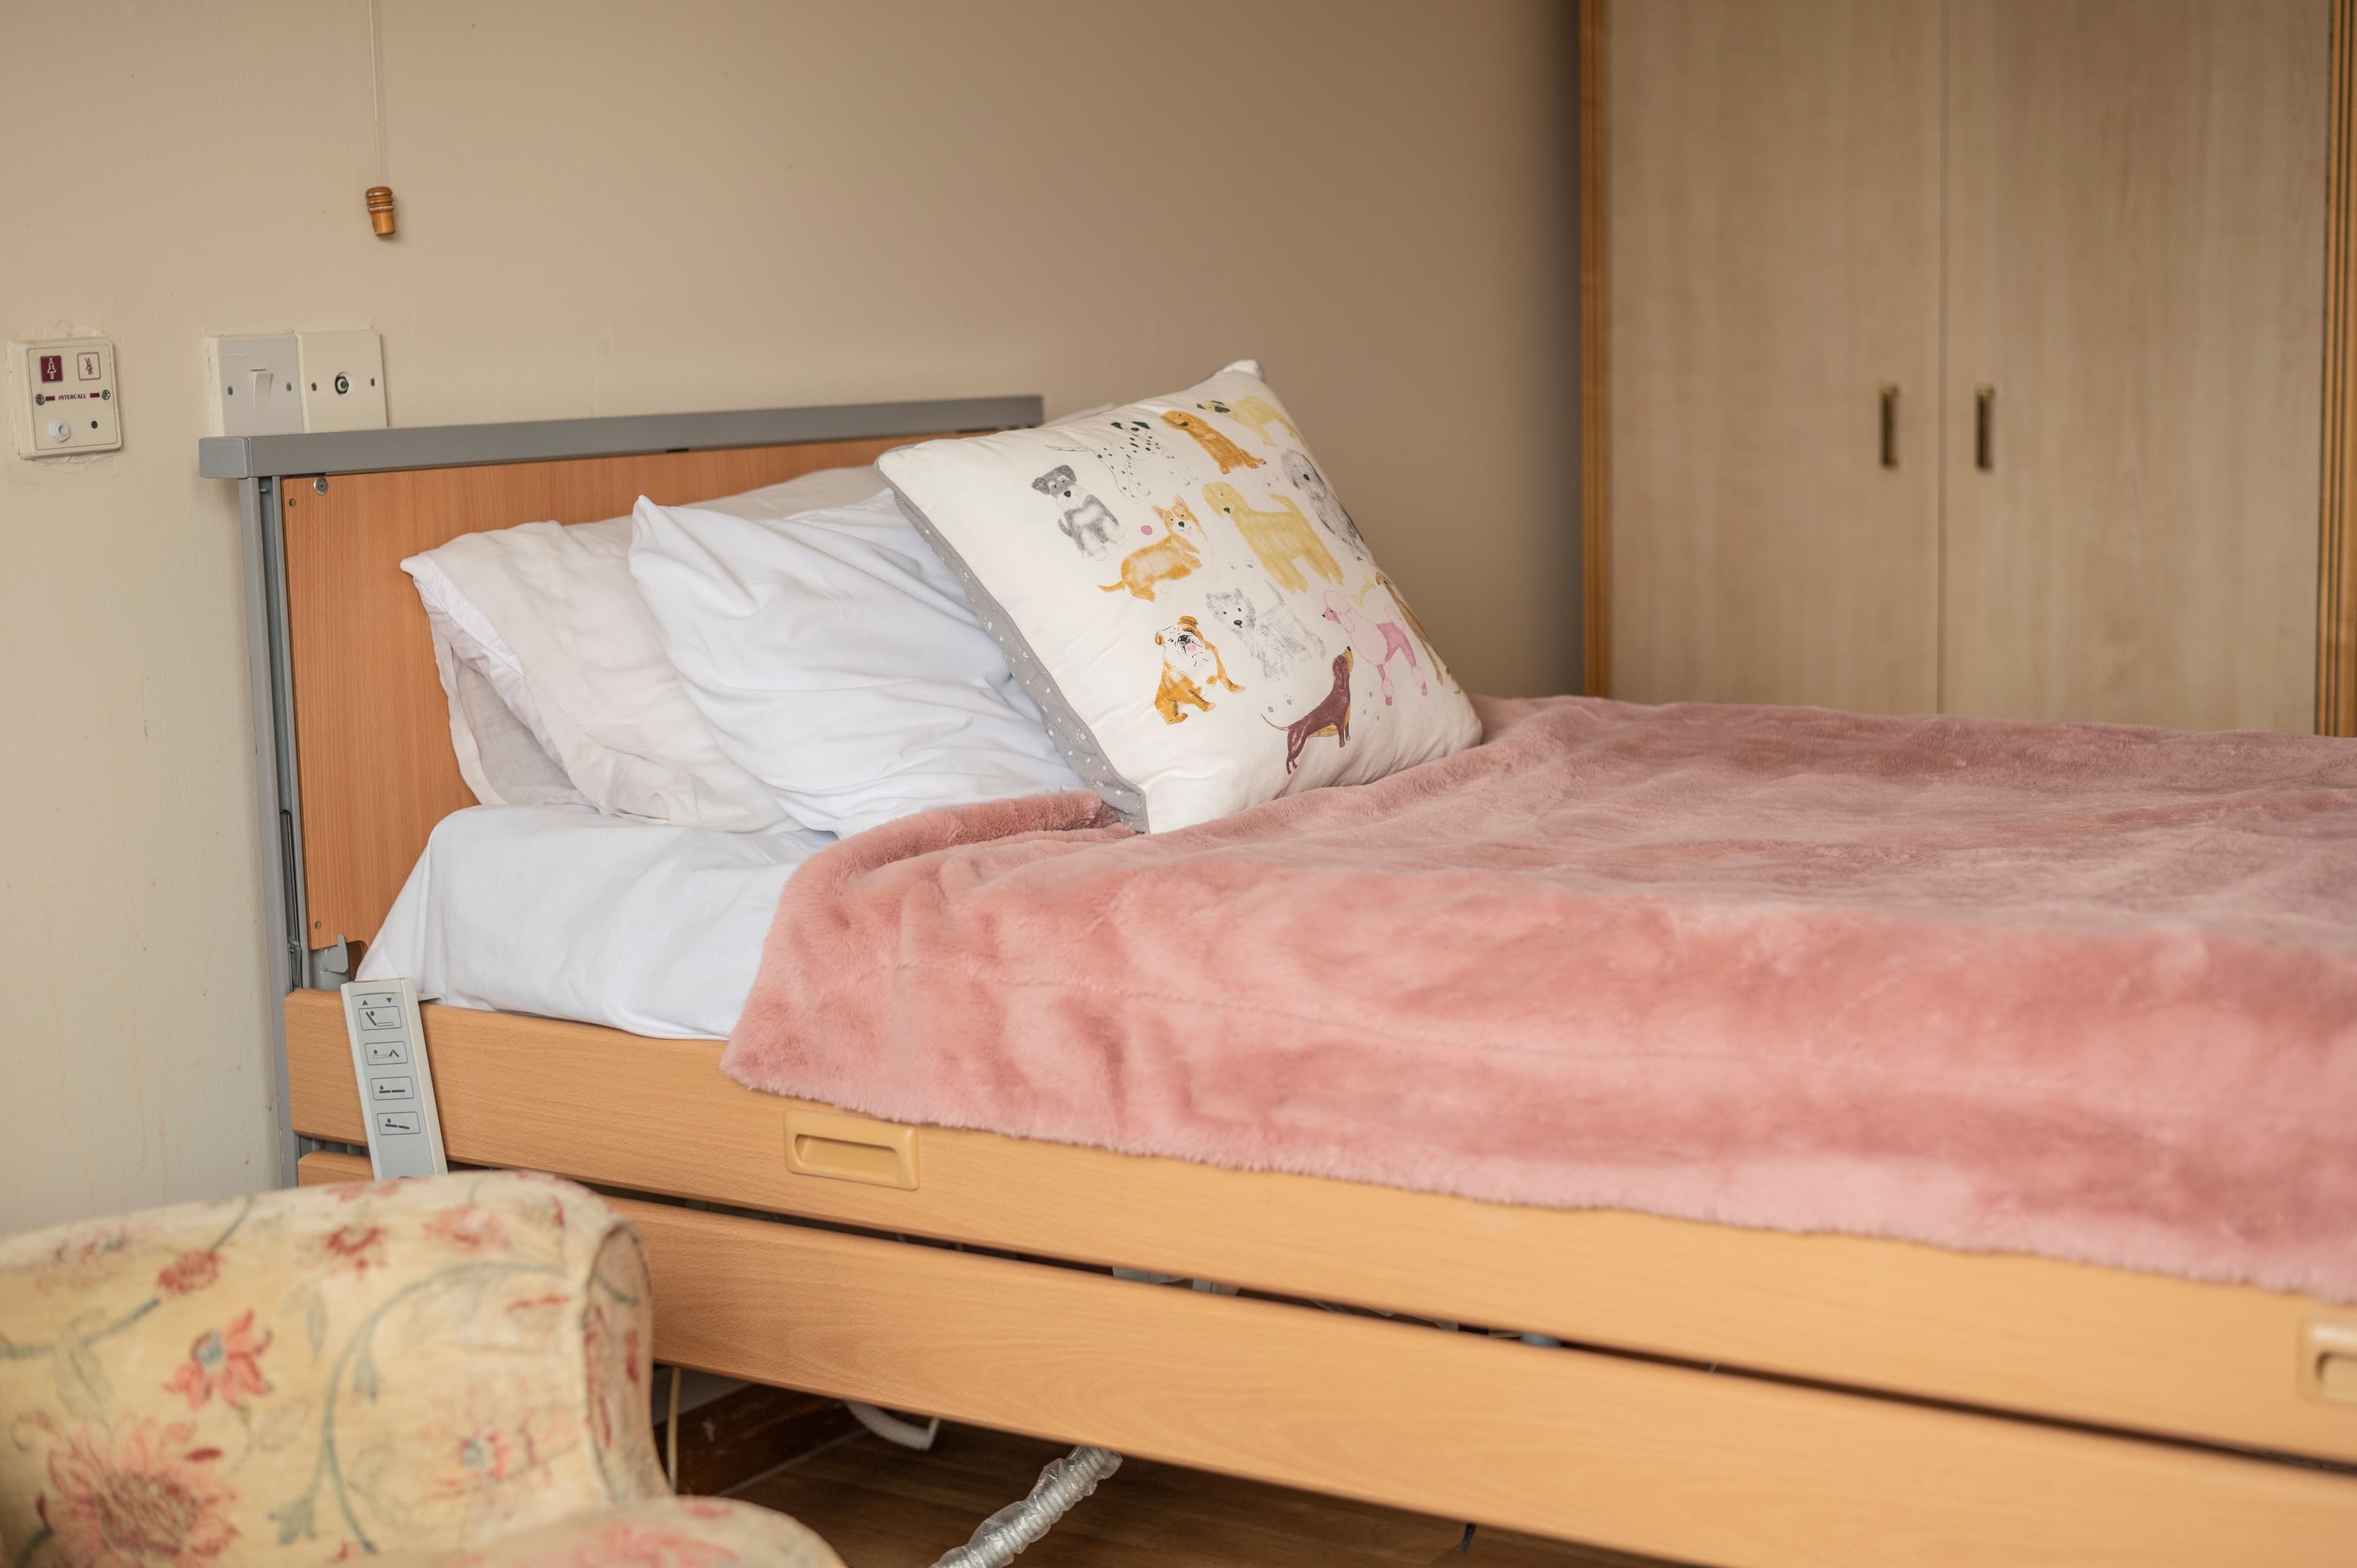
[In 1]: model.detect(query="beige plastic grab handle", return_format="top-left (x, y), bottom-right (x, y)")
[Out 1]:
top-left (783, 1106), bottom-right (921, 1191)
top-left (2303, 1318), bottom-right (2357, 1405)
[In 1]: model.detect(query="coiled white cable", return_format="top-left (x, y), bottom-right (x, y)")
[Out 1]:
top-left (931, 1446), bottom-right (1123, 1568)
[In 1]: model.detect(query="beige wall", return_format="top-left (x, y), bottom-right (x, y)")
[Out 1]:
top-left (0, 1), bottom-right (1574, 1231)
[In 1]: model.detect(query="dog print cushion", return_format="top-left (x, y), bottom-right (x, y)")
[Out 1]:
top-left (879, 361), bottom-right (1478, 830)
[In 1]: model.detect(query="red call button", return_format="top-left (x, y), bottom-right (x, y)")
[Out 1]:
top-left (39, 355), bottom-right (63, 384)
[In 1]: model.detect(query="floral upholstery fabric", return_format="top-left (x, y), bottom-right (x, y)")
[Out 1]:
top-left (373, 1497), bottom-right (842, 1568)
top-left (0, 1173), bottom-right (678, 1566)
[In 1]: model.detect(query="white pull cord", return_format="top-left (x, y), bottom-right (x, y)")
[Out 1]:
top-left (665, 1364), bottom-right (683, 1493)
top-left (846, 1400), bottom-right (942, 1451)
top-left (932, 1446), bottom-right (1123, 1568)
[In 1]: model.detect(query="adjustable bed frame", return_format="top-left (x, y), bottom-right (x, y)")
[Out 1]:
top-left (204, 403), bottom-right (2357, 1567)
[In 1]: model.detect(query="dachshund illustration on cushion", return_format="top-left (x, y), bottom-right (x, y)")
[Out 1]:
top-left (1264, 649), bottom-right (1355, 771)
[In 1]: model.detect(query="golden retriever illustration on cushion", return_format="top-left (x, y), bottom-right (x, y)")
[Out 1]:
top-left (1198, 395), bottom-right (1300, 447)
top-left (1201, 482), bottom-right (1345, 594)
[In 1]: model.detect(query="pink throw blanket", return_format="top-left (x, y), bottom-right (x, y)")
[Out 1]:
top-left (726, 697), bottom-right (2357, 1302)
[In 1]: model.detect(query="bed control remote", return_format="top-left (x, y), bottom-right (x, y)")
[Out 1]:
top-left (340, 979), bottom-right (449, 1180)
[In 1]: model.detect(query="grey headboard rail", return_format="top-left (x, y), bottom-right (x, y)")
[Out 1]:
top-left (199, 395), bottom-right (1045, 481)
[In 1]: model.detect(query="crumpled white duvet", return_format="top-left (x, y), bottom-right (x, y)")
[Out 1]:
top-left (358, 805), bottom-right (832, 1039)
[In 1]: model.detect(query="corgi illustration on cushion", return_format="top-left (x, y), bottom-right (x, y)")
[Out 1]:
top-left (1198, 395), bottom-right (1300, 447)
top-left (1202, 482), bottom-right (1344, 594)
top-left (1161, 409), bottom-right (1263, 473)
top-left (1153, 615), bottom-right (1244, 724)
top-left (1101, 498), bottom-right (1212, 601)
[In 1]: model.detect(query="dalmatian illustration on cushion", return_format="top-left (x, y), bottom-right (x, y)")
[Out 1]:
top-left (1031, 465), bottom-right (1121, 558)
top-left (1091, 419), bottom-right (1188, 502)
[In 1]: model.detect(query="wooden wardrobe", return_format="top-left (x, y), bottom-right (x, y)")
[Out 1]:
top-left (1590, 0), bottom-right (2337, 734)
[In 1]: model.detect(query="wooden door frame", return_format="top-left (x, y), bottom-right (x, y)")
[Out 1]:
top-left (2321, 0), bottom-right (2357, 735)
top-left (1579, 0), bottom-right (1610, 697)
top-left (1583, 0), bottom-right (2357, 730)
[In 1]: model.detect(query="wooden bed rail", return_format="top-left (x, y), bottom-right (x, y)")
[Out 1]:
top-left (298, 1147), bottom-right (2357, 1567)
top-left (285, 989), bottom-right (2357, 1469)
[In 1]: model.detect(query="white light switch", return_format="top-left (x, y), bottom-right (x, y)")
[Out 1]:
top-left (208, 334), bottom-right (303, 438)
top-left (13, 338), bottom-right (122, 458)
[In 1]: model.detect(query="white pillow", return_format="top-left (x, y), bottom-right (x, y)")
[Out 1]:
top-left (420, 607), bottom-right (585, 808)
top-left (878, 363), bottom-right (1479, 830)
top-left (628, 490), bottom-right (1083, 836)
top-left (400, 465), bottom-right (889, 830)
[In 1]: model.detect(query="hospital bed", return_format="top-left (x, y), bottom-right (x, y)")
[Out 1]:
top-left (202, 401), bottom-right (2357, 1568)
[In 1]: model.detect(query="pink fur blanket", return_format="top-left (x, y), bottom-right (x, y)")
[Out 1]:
top-left (724, 696), bottom-right (2357, 1302)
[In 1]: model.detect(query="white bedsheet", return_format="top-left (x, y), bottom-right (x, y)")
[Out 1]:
top-left (357, 805), bottom-right (834, 1039)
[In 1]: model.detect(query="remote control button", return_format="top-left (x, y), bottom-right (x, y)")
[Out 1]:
top-left (376, 1111), bottom-right (422, 1136)
top-left (370, 1075), bottom-right (415, 1101)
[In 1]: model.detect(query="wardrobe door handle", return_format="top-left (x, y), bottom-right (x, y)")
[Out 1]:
top-left (1879, 384), bottom-right (1899, 469)
top-left (1975, 385), bottom-right (1997, 471)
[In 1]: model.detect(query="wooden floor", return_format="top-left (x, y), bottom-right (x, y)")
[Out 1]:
top-left (734, 1421), bottom-right (1692, 1568)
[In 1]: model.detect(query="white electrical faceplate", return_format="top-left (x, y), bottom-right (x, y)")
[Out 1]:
top-left (14, 338), bottom-right (122, 457)
top-left (209, 334), bottom-right (304, 438)
top-left (298, 330), bottom-right (388, 433)
top-left (207, 331), bottom-right (387, 436)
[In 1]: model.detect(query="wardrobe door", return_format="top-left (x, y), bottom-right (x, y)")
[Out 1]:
top-left (1942, 0), bottom-right (2329, 732)
top-left (1609, 0), bottom-right (1942, 713)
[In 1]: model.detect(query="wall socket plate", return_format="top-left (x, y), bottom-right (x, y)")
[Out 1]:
top-left (206, 330), bottom-right (386, 436)
top-left (12, 338), bottom-right (122, 458)
top-left (298, 330), bottom-right (387, 433)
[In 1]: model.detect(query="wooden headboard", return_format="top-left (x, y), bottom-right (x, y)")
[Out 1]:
top-left (282, 434), bottom-right (963, 951)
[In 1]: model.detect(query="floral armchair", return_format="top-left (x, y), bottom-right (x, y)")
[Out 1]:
top-left (0, 1172), bottom-right (842, 1567)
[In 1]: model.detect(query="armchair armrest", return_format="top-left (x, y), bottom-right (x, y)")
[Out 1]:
top-left (1, 1172), bottom-right (668, 1565)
